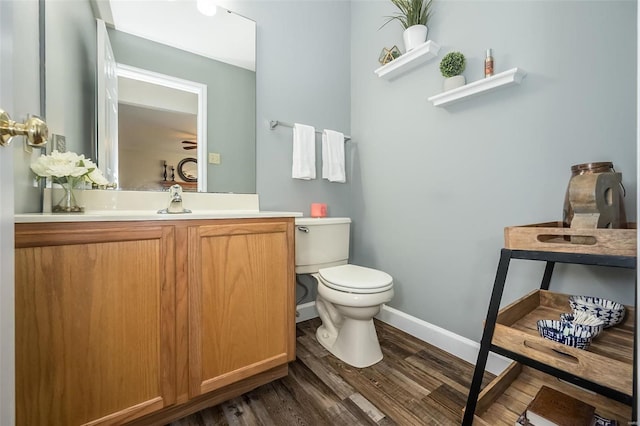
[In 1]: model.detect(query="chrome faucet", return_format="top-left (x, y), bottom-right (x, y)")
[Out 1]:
top-left (157, 184), bottom-right (192, 214)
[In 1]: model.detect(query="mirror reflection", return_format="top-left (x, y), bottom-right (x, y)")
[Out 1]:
top-left (44, 0), bottom-right (256, 193)
top-left (116, 69), bottom-right (200, 191)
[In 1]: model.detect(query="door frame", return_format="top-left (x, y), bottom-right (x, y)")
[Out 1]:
top-left (115, 63), bottom-right (208, 192)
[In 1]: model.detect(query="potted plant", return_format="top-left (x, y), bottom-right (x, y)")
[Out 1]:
top-left (381, 0), bottom-right (433, 53)
top-left (439, 51), bottom-right (466, 91)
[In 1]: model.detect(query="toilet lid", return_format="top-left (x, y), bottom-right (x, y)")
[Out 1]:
top-left (318, 264), bottom-right (393, 294)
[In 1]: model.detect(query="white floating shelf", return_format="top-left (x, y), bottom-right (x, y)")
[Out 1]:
top-left (374, 40), bottom-right (441, 81)
top-left (428, 67), bottom-right (527, 107)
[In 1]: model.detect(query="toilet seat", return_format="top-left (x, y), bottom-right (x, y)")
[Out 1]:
top-left (318, 264), bottom-right (393, 294)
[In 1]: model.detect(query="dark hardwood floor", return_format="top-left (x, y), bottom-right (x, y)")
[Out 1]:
top-left (169, 318), bottom-right (495, 426)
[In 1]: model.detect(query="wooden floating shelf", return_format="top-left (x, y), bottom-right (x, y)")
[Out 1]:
top-left (428, 67), bottom-right (526, 107)
top-left (374, 40), bottom-right (440, 81)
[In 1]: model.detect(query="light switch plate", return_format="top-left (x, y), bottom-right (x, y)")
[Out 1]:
top-left (208, 152), bottom-right (221, 164)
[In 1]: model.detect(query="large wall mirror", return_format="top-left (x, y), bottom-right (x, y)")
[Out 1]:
top-left (43, 0), bottom-right (256, 193)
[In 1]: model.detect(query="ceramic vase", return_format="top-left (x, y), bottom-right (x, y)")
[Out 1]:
top-left (443, 75), bottom-right (466, 92)
top-left (402, 25), bottom-right (428, 52)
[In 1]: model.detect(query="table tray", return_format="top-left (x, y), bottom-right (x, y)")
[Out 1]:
top-left (504, 222), bottom-right (636, 256)
top-left (491, 290), bottom-right (634, 397)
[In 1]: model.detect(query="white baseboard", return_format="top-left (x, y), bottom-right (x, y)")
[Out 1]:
top-left (376, 305), bottom-right (511, 375)
top-left (296, 301), bottom-right (510, 375)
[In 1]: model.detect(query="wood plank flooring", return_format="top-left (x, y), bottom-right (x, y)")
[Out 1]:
top-left (169, 318), bottom-right (495, 426)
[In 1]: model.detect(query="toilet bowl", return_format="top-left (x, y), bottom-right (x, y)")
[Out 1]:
top-left (313, 264), bottom-right (394, 368)
top-left (294, 216), bottom-right (394, 368)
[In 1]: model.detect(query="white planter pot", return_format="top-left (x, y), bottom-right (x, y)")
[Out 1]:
top-left (443, 75), bottom-right (466, 92)
top-left (402, 25), bottom-right (428, 52)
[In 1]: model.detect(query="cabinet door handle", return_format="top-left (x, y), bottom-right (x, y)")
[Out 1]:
top-left (297, 226), bottom-right (309, 233)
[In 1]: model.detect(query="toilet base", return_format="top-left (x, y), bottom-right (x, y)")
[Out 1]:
top-left (316, 318), bottom-right (383, 368)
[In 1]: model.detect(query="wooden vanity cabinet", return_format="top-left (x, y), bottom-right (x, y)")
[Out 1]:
top-left (15, 222), bottom-right (177, 426)
top-left (14, 217), bottom-right (296, 426)
top-left (187, 221), bottom-right (295, 397)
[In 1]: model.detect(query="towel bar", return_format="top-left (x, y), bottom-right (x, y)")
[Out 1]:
top-left (269, 120), bottom-right (351, 142)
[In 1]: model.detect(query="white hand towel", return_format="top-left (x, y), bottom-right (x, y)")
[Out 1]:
top-left (292, 123), bottom-right (316, 180)
top-left (322, 129), bottom-right (346, 183)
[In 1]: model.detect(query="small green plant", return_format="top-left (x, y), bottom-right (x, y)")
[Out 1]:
top-left (439, 52), bottom-right (466, 77)
top-left (380, 0), bottom-right (433, 30)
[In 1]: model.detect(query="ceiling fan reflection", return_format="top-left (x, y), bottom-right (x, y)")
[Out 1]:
top-left (182, 140), bottom-right (197, 150)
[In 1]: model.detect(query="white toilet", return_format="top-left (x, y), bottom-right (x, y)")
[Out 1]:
top-left (295, 217), bottom-right (394, 368)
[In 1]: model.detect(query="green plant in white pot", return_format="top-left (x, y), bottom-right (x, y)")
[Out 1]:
top-left (440, 51), bottom-right (466, 91)
top-left (381, 0), bottom-right (433, 53)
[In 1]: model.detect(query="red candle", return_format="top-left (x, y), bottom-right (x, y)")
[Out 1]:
top-left (311, 203), bottom-right (327, 218)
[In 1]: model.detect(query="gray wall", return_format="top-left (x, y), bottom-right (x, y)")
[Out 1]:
top-left (108, 29), bottom-right (256, 194)
top-left (45, 0), bottom-right (96, 158)
top-left (350, 0), bottom-right (637, 341)
top-left (230, 1), bottom-right (352, 304)
top-left (232, 1), bottom-right (352, 218)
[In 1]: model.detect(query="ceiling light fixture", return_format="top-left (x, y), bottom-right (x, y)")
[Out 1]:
top-left (197, 0), bottom-right (217, 16)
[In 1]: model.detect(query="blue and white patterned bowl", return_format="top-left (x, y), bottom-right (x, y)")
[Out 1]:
top-left (559, 311), bottom-right (604, 338)
top-left (536, 319), bottom-right (593, 350)
top-left (568, 295), bottom-right (626, 328)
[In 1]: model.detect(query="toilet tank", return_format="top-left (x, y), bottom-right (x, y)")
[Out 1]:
top-left (295, 217), bottom-right (351, 274)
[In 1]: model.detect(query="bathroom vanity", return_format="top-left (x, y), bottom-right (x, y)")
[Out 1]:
top-left (14, 212), bottom-right (297, 425)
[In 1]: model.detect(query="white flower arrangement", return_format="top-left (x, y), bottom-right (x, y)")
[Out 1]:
top-left (30, 150), bottom-right (109, 187)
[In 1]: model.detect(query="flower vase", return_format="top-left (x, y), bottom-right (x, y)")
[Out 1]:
top-left (52, 178), bottom-right (84, 213)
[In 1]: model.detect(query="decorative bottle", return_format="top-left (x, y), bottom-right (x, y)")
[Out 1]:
top-left (484, 49), bottom-right (494, 78)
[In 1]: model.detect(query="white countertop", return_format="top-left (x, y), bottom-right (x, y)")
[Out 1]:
top-left (15, 210), bottom-right (303, 223)
top-left (18, 189), bottom-right (304, 223)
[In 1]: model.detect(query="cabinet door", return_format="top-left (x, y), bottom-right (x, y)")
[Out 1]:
top-left (188, 220), bottom-right (294, 397)
top-left (15, 223), bottom-right (176, 426)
